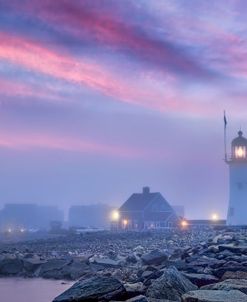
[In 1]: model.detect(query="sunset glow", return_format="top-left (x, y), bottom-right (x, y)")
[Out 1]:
top-left (0, 0), bottom-right (247, 218)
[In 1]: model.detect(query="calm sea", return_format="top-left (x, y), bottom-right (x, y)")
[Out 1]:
top-left (0, 278), bottom-right (74, 302)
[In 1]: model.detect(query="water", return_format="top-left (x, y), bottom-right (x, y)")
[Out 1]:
top-left (0, 278), bottom-right (74, 302)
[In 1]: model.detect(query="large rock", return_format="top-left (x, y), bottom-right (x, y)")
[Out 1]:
top-left (0, 258), bottom-right (23, 275)
top-left (126, 254), bottom-right (138, 264)
top-left (53, 276), bottom-right (126, 301)
top-left (124, 282), bottom-right (145, 297)
top-left (186, 258), bottom-right (225, 270)
top-left (202, 278), bottom-right (247, 294)
top-left (182, 289), bottom-right (247, 302)
top-left (182, 273), bottom-right (218, 287)
top-left (124, 295), bottom-right (148, 302)
top-left (142, 270), bottom-right (163, 286)
top-left (221, 270), bottom-right (247, 280)
top-left (146, 266), bottom-right (197, 301)
top-left (218, 245), bottom-right (247, 254)
top-left (59, 260), bottom-right (92, 280)
top-left (39, 259), bottom-right (70, 279)
top-left (213, 263), bottom-right (247, 279)
top-left (141, 250), bottom-right (168, 266)
top-left (212, 234), bottom-right (234, 244)
top-left (92, 257), bottom-right (123, 268)
top-left (23, 257), bottom-right (46, 274)
top-left (147, 299), bottom-right (178, 302)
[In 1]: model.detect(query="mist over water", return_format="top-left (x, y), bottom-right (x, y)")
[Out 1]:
top-left (0, 278), bottom-right (73, 302)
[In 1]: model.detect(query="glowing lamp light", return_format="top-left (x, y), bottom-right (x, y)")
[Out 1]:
top-left (211, 213), bottom-right (219, 221)
top-left (20, 228), bottom-right (25, 233)
top-left (181, 220), bottom-right (188, 228)
top-left (111, 210), bottom-right (120, 221)
top-left (235, 146), bottom-right (246, 159)
top-left (7, 228), bottom-right (12, 233)
top-left (123, 219), bottom-right (128, 226)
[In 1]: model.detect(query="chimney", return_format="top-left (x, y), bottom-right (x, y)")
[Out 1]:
top-left (143, 186), bottom-right (150, 194)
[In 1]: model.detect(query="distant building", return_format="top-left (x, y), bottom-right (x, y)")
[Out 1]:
top-left (117, 187), bottom-right (178, 230)
top-left (0, 204), bottom-right (63, 231)
top-left (188, 219), bottom-right (226, 227)
top-left (68, 204), bottom-right (113, 229)
top-left (50, 220), bottom-right (63, 233)
top-left (38, 206), bottom-right (64, 229)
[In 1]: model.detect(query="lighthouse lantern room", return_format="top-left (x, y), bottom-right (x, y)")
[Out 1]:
top-left (232, 131), bottom-right (247, 160)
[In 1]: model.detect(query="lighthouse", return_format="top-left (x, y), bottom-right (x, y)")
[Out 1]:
top-left (227, 130), bottom-right (247, 225)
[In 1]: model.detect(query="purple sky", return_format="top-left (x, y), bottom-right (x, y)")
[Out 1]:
top-left (0, 0), bottom-right (247, 219)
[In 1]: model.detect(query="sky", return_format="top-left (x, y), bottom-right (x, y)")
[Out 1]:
top-left (0, 0), bottom-right (247, 219)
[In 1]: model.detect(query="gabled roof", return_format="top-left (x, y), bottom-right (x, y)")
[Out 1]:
top-left (119, 192), bottom-right (158, 211)
top-left (119, 190), bottom-right (174, 213)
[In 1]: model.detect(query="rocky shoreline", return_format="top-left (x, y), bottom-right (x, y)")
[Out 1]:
top-left (2, 227), bottom-right (247, 301)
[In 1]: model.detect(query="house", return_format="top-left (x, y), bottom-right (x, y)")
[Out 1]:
top-left (117, 187), bottom-right (179, 230)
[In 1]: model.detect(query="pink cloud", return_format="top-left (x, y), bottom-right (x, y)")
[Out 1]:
top-left (5, 0), bottom-right (209, 79)
top-left (0, 31), bottom-right (196, 113)
top-left (0, 77), bottom-right (63, 102)
top-left (0, 32), bottom-right (162, 107)
top-left (0, 33), bottom-right (226, 117)
top-left (0, 129), bottom-right (147, 159)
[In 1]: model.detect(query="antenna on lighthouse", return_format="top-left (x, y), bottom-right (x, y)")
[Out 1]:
top-left (224, 110), bottom-right (227, 162)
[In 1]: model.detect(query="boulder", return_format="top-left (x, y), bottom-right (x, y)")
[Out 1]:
top-left (207, 245), bottom-right (219, 253)
top-left (202, 278), bottom-right (247, 294)
top-left (187, 258), bottom-right (225, 270)
top-left (92, 257), bottom-right (123, 268)
top-left (212, 234), bottom-right (234, 244)
top-left (182, 289), bottom-right (247, 302)
top-left (23, 257), bottom-right (47, 273)
top-left (218, 245), bottom-right (247, 254)
top-left (221, 270), bottom-right (247, 280)
top-left (126, 254), bottom-right (138, 264)
top-left (124, 282), bottom-right (145, 297)
top-left (142, 270), bottom-right (155, 279)
top-left (53, 276), bottom-right (126, 302)
top-left (0, 258), bottom-right (23, 275)
top-left (147, 299), bottom-right (177, 302)
top-left (39, 259), bottom-right (70, 279)
top-left (59, 260), bottom-right (92, 280)
top-left (124, 295), bottom-right (148, 302)
top-left (146, 266), bottom-right (197, 301)
top-left (141, 250), bottom-right (168, 266)
top-left (213, 263), bottom-right (247, 279)
top-left (142, 271), bottom-right (163, 286)
top-left (134, 246), bottom-right (145, 256)
top-left (182, 273), bottom-right (218, 287)
top-left (169, 260), bottom-right (189, 271)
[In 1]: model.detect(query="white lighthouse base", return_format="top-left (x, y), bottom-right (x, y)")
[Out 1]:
top-left (227, 163), bottom-right (247, 225)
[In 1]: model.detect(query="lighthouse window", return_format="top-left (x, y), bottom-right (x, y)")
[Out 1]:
top-left (235, 146), bottom-right (246, 158)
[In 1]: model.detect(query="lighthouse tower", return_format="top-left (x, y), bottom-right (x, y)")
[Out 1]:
top-left (227, 130), bottom-right (247, 225)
